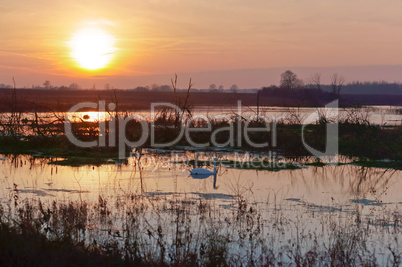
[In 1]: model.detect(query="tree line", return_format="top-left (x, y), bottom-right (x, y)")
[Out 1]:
top-left (1, 71), bottom-right (402, 95)
top-left (263, 70), bottom-right (402, 95)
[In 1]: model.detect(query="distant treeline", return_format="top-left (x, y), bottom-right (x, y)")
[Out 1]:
top-left (264, 80), bottom-right (402, 95)
top-left (260, 87), bottom-right (402, 106)
top-left (322, 81), bottom-right (402, 95)
top-left (1, 78), bottom-right (402, 95)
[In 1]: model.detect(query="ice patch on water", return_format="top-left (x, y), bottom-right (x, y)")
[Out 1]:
top-left (350, 199), bottom-right (388, 206)
top-left (16, 189), bottom-right (54, 197)
top-left (306, 203), bottom-right (343, 212)
top-left (191, 192), bottom-right (235, 200)
top-left (145, 192), bottom-right (177, 197)
top-left (285, 198), bottom-right (343, 212)
top-left (285, 198), bottom-right (302, 202)
top-left (45, 188), bottom-right (90, 194)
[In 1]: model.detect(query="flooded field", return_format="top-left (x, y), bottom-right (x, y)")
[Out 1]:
top-left (1, 150), bottom-right (400, 265)
top-left (1, 104), bottom-right (402, 129)
top-left (0, 102), bottom-right (401, 265)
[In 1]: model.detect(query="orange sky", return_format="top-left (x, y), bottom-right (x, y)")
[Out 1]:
top-left (1, 0), bottom-right (402, 89)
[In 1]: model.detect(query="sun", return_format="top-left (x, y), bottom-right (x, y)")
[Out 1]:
top-left (69, 27), bottom-right (116, 70)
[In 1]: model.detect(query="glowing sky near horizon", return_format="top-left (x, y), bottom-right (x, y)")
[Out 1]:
top-left (0, 0), bottom-right (402, 88)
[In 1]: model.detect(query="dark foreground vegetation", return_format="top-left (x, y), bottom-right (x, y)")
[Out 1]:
top-left (0, 185), bottom-right (400, 267)
top-left (0, 222), bottom-right (131, 267)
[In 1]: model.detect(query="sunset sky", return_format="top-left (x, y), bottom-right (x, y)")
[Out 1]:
top-left (1, 0), bottom-right (402, 89)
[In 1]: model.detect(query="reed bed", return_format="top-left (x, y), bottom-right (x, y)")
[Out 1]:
top-left (0, 183), bottom-right (400, 266)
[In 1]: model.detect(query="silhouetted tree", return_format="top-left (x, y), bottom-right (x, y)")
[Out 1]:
top-left (308, 72), bottom-right (321, 90)
top-left (230, 84), bottom-right (239, 92)
top-left (218, 85), bottom-right (224, 91)
top-left (279, 70), bottom-right (303, 89)
top-left (331, 73), bottom-right (345, 96)
top-left (69, 83), bottom-right (79, 90)
top-left (208, 84), bottom-right (217, 91)
top-left (43, 80), bottom-right (51, 89)
top-left (0, 83), bottom-right (12, 89)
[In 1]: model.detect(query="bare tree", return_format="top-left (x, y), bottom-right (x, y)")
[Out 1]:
top-left (230, 84), bottom-right (239, 92)
top-left (218, 85), bottom-right (224, 91)
top-left (331, 73), bottom-right (345, 96)
top-left (43, 80), bottom-right (51, 89)
top-left (308, 72), bottom-right (321, 90)
top-left (208, 84), bottom-right (217, 91)
top-left (280, 70), bottom-right (303, 89)
top-left (69, 83), bottom-right (79, 90)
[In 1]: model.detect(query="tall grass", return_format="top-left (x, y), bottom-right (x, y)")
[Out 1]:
top-left (0, 183), bottom-right (400, 266)
top-left (0, 99), bottom-right (401, 162)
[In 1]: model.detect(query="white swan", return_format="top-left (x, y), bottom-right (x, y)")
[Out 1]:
top-left (189, 158), bottom-right (218, 189)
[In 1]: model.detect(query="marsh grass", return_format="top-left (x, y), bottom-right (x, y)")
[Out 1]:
top-left (0, 101), bottom-right (401, 164)
top-left (0, 181), bottom-right (400, 266)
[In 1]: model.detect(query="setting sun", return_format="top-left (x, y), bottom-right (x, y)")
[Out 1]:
top-left (69, 27), bottom-right (116, 70)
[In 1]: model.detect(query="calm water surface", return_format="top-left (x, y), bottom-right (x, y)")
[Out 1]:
top-left (1, 152), bottom-right (400, 213)
top-left (0, 151), bottom-right (400, 264)
top-left (1, 105), bottom-right (401, 125)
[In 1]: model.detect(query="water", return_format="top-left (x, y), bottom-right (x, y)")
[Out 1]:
top-left (1, 152), bottom-right (400, 208)
top-left (0, 104), bottom-right (401, 264)
top-left (0, 151), bottom-right (400, 264)
top-left (1, 105), bottom-right (402, 127)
